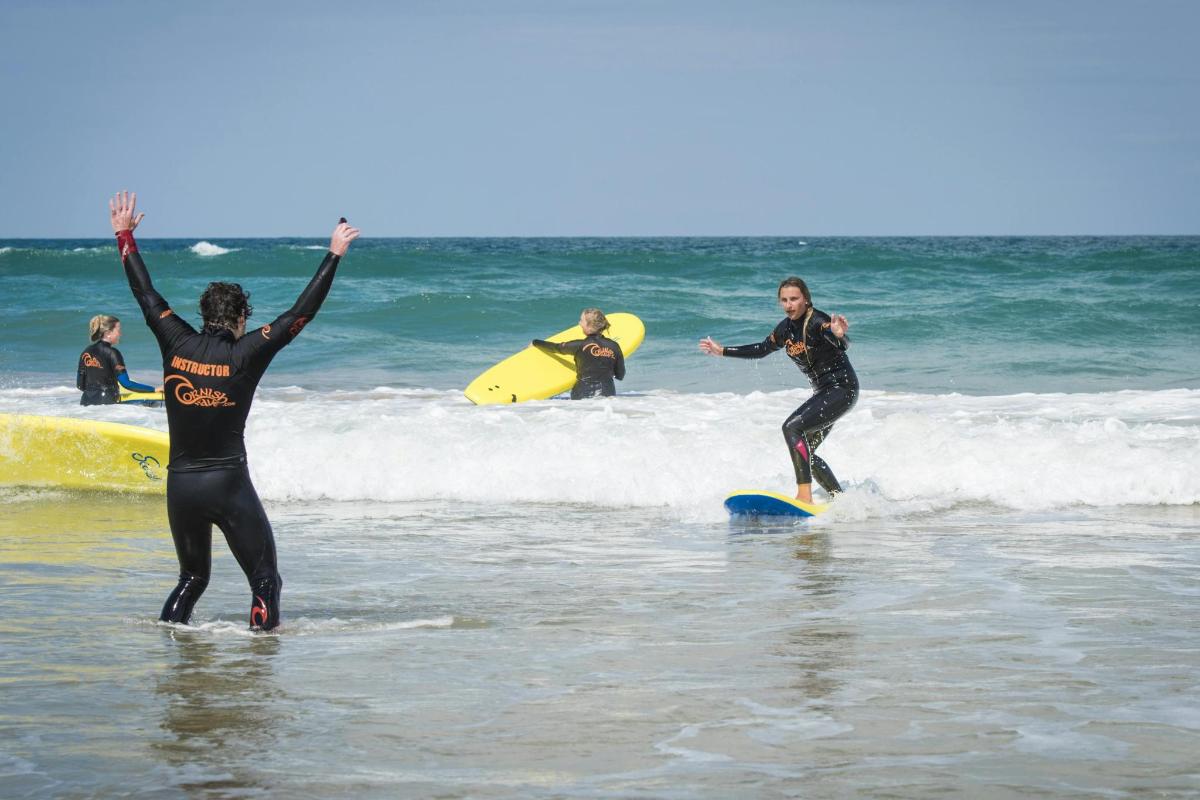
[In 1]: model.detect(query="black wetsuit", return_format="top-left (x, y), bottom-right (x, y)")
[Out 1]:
top-left (117, 229), bottom-right (342, 630)
top-left (532, 333), bottom-right (626, 399)
top-left (77, 340), bottom-right (154, 405)
top-left (723, 308), bottom-right (858, 493)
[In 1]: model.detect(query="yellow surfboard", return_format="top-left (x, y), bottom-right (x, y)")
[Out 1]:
top-left (0, 413), bottom-right (169, 494)
top-left (464, 312), bottom-right (646, 405)
top-left (120, 389), bottom-right (164, 403)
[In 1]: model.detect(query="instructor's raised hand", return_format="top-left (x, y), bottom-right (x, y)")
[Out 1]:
top-left (109, 191), bottom-right (145, 233)
top-left (330, 221), bottom-right (360, 256)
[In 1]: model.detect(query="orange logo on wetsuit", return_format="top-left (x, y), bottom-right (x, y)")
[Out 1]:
top-left (159, 309), bottom-right (174, 319)
top-left (81, 353), bottom-right (101, 368)
top-left (785, 339), bottom-right (807, 357)
top-left (583, 342), bottom-right (615, 359)
top-left (251, 596), bottom-right (268, 627)
top-left (288, 316), bottom-right (309, 337)
top-left (261, 325), bottom-right (272, 340)
top-left (165, 374), bottom-right (236, 407)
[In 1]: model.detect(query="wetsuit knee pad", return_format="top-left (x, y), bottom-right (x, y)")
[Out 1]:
top-left (249, 574), bottom-right (283, 632)
top-left (782, 420), bottom-right (814, 478)
top-left (159, 574), bottom-right (209, 624)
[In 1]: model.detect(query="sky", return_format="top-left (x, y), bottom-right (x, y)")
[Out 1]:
top-left (1, 0), bottom-right (1197, 237)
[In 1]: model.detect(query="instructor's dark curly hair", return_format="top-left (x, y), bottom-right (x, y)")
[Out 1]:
top-left (199, 282), bottom-right (253, 332)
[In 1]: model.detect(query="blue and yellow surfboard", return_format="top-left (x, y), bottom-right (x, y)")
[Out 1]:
top-left (724, 490), bottom-right (828, 518)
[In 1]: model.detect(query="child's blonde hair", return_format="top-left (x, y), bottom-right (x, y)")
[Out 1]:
top-left (580, 308), bottom-right (610, 335)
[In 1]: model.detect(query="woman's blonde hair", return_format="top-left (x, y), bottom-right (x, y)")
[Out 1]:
top-left (89, 314), bottom-right (120, 342)
top-left (580, 308), bottom-right (610, 335)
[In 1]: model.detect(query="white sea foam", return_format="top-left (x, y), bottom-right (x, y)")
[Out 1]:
top-left (190, 241), bottom-right (234, 257)
top-left (6, 387), bottom-right (1199, 519)
top-left (240, 388), bottom-right (1200, 518)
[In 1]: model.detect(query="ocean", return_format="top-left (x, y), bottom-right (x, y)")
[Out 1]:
top-left (2, 237), bottom-right (1199, 797)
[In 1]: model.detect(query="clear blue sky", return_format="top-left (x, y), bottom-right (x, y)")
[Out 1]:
top-left (1, 0), bottom-right (1197, 236)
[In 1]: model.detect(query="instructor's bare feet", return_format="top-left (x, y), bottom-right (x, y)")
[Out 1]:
top-left (795, 484), bottom-right (813, 504)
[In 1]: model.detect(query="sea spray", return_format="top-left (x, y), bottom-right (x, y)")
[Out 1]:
top-left (231, 388), bottom-right (1200, 518)
top-left (6, 386), bottom-right (1196, 518)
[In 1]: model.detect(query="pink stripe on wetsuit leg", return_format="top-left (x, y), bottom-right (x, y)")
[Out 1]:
top-left (794, 438), bottom-right (809, 461)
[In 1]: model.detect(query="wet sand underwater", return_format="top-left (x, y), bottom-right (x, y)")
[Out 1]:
top-left (3, 491), bottom-right (1198, 798)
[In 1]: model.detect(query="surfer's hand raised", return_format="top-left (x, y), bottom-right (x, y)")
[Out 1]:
top-left (699, 336), bottom-right (724, 356)
top-left (330, 221), bottom-right (360, 256)
top-left (829, 314), bottom-right (849, 338)
top-left (109, 191), bottom-right (145, 233)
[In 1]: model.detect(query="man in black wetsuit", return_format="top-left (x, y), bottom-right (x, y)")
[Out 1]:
top-left (110, 190), bottom-right (359, 631)
top-left (701, 277), bottom-right (858, 504)
top-left (532, 308), bottom-right (626, 398)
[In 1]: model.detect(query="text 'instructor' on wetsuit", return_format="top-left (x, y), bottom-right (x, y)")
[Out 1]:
top-left (700, 276), bottom-right (858, 504)
top-left (111, 190), bottom-right (360, 631)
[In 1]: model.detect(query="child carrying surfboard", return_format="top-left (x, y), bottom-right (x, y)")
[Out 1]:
top-left (531, 308), bottom-right (626, 399)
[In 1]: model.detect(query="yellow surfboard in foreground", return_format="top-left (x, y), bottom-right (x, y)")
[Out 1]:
top-left (0, 413), bottom-right (169, 494)
top-left (465, 312), bottom-right (646, 405)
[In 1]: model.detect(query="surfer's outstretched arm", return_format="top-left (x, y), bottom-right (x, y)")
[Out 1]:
top-left (110, 190), bottom-right (195, 349)
top-left (700, 331), bottom-right (779, 359)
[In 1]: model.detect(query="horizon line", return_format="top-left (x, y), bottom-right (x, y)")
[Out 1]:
top-left (4, 233), bottom-right (1199, 241)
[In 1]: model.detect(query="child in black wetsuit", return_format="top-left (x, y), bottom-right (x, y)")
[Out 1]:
top-left (532, 308), bottom-right (626, 399)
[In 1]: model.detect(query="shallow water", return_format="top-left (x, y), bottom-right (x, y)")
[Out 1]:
top-left (3, 493), bottom-right (1198, 798)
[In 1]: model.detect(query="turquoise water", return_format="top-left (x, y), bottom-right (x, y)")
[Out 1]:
top-left (3, 237), bottom-right (1200, 797)
top-left (3, 236), bottom-right (1198, 394)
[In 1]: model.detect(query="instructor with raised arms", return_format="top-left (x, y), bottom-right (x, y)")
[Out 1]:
top-left (110, 190), bottom-right (359, 631)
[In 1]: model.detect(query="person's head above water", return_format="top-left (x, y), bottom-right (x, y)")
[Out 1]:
top-left (89, 314), bottom-right (121, 344)
top-left (200, 282), bottom-right (253, 338)
top-left (580, 308), bottom-right (610, 336)
top-left (777, 277), bottom-right (811, 321)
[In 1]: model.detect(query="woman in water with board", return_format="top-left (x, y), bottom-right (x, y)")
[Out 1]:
top-left (77, 314), bottom-right (160, 405)
top-left (700, 277), bottom-right (857, 503)
top-left (532, 308), bottom-right (626, 399)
